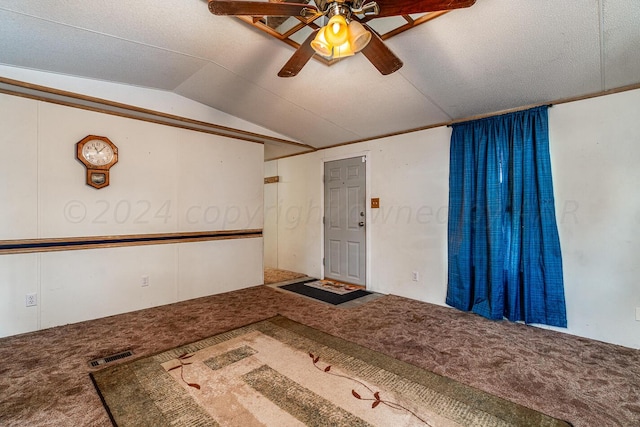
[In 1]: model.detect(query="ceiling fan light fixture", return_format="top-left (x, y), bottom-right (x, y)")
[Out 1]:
top-left (310, 13), bottom-right (372, 59)
top-left (311, 27), bottom-right (333, 57)
top-left (347, 20), bottom-right (371, 52)
top-left (324, 14), bottom-right (349, 46)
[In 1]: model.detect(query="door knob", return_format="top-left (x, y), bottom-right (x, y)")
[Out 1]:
top-left (359, 221), bottom-right (365, 227)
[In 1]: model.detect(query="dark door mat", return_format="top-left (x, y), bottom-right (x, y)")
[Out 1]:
top-left (280, 281), bottom-right (372, 305)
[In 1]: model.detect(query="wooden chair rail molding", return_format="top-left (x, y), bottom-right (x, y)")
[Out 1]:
top-left (0, 229), bottom-right (262, 255)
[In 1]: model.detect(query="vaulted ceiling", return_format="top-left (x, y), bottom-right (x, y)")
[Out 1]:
top-left (1, 0), bottom-right (639, 159)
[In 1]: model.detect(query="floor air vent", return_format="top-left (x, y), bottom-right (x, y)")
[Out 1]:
top-left (89, 350), bottom-right (134, 367)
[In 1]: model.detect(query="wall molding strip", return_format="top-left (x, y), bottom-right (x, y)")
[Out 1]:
top-left (0, 76), bottom-right (314, 150)
top-left (0, 229), bottom-right (262, 255)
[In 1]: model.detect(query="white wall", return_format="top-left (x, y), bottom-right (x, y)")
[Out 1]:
top-left (0, 90), bottom-right (264, 338)
top-left (269, 89), bottom-right (640, 349)
top-left (548, 89), bottom-right (640, 348)
top-left (274, 128), bottom-right (450, 298)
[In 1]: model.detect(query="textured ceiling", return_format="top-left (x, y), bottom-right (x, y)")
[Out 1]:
top-left (1, 0), bottom-right (639, 159)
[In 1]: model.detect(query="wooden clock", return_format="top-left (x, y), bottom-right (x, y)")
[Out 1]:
top-left (76, 135), bottom-right (118, 189)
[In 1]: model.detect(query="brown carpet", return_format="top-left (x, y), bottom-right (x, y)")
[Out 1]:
top-left (0, 281), bottom-right (639, 426)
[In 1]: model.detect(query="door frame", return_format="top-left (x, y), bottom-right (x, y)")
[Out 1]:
top-left (320, 151), bottom-right (371, 290)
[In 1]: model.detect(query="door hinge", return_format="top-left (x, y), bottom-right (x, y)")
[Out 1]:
top-left (322, 216), bottom-right (325, 224)
top-left (322, 257), bottom-right (325, 266)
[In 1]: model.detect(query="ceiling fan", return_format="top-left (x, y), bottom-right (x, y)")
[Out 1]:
top-left (208, 0), bottom-right (476, 77)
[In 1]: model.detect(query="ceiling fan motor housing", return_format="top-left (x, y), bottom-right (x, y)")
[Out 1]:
top-left (315, 0), bottom-right (367, 15)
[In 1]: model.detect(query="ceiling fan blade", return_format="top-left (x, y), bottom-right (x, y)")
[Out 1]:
top-left (208, 0), bottom-right (317, 17)
top-left (373, 0), bottom-right (476, 17)
top-left (360, 24), bottom-right (403, 75)
top-left (278, 30), bottom-right (318, 77)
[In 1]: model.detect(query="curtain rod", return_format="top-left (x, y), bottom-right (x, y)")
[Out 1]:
top-left (447, 104), bottom-right (554, 127)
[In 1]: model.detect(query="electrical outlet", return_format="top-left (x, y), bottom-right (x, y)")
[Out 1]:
top-left (141, 275), bottom-right (150, 287)
top-left (26, 293), bottom-right (37, 307)
top-left (412, 271), bottom-right (419, 281)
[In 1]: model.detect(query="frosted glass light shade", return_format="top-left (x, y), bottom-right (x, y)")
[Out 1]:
top-left (348, 21), bottom-right (371, 52)
top-left (311, 27), bottom-right (332, 57)
top-left (324, 15), bottom-right (349, 46)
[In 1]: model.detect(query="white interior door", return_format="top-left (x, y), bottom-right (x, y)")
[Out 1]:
top-left (324, 156), bottom-right (366, 286)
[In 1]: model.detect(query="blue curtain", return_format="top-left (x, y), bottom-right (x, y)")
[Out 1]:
top-left (446, 106), bottom-right (567, 327)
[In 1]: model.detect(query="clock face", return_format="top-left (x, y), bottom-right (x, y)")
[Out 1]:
top-left (82, 139), bottom-right (115, 166)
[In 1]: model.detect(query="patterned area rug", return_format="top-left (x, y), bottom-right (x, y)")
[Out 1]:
top-left (91, 316), bottom-right (572, 427)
